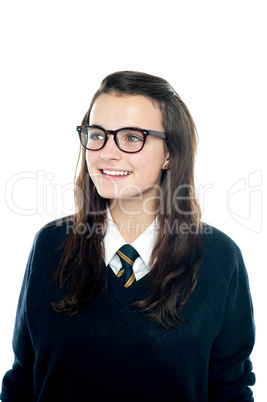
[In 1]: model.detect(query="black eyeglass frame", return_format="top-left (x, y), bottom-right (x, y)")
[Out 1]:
top-left (76, 125), bottom-right (168, 153)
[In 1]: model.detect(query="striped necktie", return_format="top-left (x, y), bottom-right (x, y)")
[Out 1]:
top-left (116, 244), bottom-right (139, 288)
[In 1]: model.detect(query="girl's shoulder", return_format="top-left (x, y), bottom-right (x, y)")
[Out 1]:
top-left (32, 216), bottom-right (75, 254)
top-left (201, 224), bottom-right (240, 253)
top-left (200, 224), bottom-right (246, 282)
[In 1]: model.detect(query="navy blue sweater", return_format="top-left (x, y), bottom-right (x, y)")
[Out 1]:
top-left (1, 220), bottom-right (255, 401)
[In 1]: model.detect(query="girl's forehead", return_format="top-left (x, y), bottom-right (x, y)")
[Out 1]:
top-left (90, 94), bottom-right (164, 131)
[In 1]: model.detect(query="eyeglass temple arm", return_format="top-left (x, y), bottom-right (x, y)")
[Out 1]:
top-left (148, 130), bottom-right (167, 140)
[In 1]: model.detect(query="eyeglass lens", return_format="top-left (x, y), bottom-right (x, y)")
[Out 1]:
top-left (80, 127), bottom-right (145, 152)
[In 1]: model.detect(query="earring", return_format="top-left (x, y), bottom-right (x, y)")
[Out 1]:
top-left (164, 164), bottom-right (169, 170)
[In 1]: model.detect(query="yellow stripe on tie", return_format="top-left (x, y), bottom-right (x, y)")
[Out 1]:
top-left (117, 250), bottom-right (134, 266)
top-left (125, 273), bottom-right (135, 288)
top-left (117, 269), bottom-right (125, 278)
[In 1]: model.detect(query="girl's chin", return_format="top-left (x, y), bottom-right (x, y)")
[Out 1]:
top-left (97, 192), bottom-right (141, 201)
top-left (95, 181), bottom-right (143, 201)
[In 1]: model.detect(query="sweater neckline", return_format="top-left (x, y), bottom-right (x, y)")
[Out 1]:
top-left (103, 264), bottom-right (151, 309)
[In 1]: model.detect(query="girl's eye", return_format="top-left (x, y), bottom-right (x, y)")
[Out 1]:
top-left (89, 132), bottom-right (105, 140)
top-left (88, 128), bottom-right (105, 141)
top-left (126, 135), bottom-right (142, 142)
top-left (119, 130), bottom-right (144, 143)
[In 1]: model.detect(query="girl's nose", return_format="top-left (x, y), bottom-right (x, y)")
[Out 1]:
top-left (100, 135), bottom-right (122, 161)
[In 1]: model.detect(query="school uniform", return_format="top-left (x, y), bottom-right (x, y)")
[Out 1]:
top-left (0, 214), bottom-right (255, 401)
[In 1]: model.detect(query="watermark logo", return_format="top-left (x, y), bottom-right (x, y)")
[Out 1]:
top-left (5, 170), bottom-right (75, 217)
top-left (4, 169), bottom-right (263, 233)
top-left (226, 170), bottom-right (262, 233)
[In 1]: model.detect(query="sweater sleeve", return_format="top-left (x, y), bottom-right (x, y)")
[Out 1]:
top-left (0, 245), bottom-right (35, 401)
top-left (208, 248), bottom-right (256, 401)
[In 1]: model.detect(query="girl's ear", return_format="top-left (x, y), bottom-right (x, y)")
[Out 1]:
top-left (162, 155), bottom-right (170, 170)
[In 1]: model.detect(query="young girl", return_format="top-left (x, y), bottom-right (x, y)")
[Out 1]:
top-left (1, 71), bottom-right (255, 401)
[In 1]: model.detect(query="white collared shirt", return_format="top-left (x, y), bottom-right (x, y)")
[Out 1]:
top-left (103, 209), bottom-right (158, 280)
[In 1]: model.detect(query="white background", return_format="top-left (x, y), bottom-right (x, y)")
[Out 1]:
top-left (0, 0), bottom-right (266, 399)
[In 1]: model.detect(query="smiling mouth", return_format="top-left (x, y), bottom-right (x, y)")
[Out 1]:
top-left (102, 169), bottom-right (132, 176)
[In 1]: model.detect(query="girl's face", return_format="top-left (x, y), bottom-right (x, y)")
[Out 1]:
top-left (86, 94), bottom-right (169, 209)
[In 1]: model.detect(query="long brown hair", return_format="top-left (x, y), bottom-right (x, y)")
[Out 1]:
top-left (52, 71), bottom-right (203, 329)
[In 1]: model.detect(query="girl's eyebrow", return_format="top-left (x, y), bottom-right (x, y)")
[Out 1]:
top-left (90, 124), bottom-right (145, 131)
top-left (89, 124), bottom-right (104, 129)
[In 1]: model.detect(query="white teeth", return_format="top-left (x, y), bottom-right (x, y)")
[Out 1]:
top-left (103, 170), bottom-right (132, 176)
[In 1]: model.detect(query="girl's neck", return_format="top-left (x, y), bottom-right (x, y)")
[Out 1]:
top-left (109, 199), bottom-right (157, 244)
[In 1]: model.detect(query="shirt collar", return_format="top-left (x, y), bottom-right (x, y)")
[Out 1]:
top-left (103, 208), bottom-right (158, 268)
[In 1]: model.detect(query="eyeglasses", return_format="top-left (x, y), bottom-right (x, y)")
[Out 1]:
top-left (76, 125), bottom-right (167, 153)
